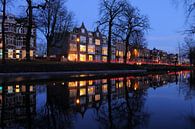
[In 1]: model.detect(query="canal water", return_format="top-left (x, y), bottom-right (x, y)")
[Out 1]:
top-left (0, 70), bottom-right (195, 129)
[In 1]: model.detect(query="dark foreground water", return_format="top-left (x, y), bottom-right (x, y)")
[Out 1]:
top-left (0, 70), bottom-right (195, 129)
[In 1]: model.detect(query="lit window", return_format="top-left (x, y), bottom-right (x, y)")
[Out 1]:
top-left (8, 86), bottom-right (13, 93)
top-left (68, 54), bottom-right (78, 61)
top-left (95, 94), bottom-right (100, 101)
top-left (30, 50), bottom-right (34, 57)
top-left (80, 36), bottom-right (86, 43)
top-left (80, 88), bottom-right (86, 96)
top-left (22, 85), bottom-right (26, 92)
top-left (102, 84), bottom-right (108, 93)
top-left (68, 81), bottom-right (78, 87)
top-left (89, 80), bottom-right (93, 85)
top-left (80, 45), bottom-right (86, 52)
top-left (88, 45), bottom-right (95, 54)
top-left (88, 87), bottom-right (95, 95)
top-left (22, 50), bottom-right (26, 59)
top-left (119, 51), bottom-right (123, 57)
top-left (15, 85), bottom-right (20, 93)
top-left (8, 49), bottom-right (13, 59)
top-left (0, 49), bottom-right (2, 59)
top-left (119, 81), bottom-right (123, 88)
top-left (102, 47), bottom-right (108, 55)
top-left (89, 55), bottom-right (93, 61)
top-left (0, 86), bottom-right (2, 93)
top-left (102, 56), bottom-right (107, 62)
top-left (80, 54), bottom-right (86, 61)
top-left (127, 51), bottom-right (131, 59)
top-left (80, 81), bottom-right (86, 86)
top-left (30, 85), bottom-right (34, 92)
top-left (134, 49), bottom-right (139, 57)
top-left (95, 39), bottom-right (100, 45)
top-left (102, 79), bottom-right (107, 83)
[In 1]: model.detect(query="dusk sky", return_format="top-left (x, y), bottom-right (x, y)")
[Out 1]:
top-left (67, 0), bottom-right (186, 53)
top-left (14, 0), bottom-right (187, 53)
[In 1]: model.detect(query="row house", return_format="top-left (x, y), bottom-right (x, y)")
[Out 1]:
top-left (67, 23), bottom-right (108, 62)
top-left (0, 14), bottom-right (36, 60)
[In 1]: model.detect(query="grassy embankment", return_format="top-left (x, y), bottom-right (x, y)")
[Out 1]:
top-left (0, 60), bottom-right (192, 73)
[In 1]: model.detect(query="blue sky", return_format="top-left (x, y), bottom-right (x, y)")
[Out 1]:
top-left (67, 0), bottom-right (187, 53)
top-left (13, 0), bottom-right (187, 53)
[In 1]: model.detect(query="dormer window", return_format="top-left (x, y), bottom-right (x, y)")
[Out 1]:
top-left (81, 28), bottom-right (85, 33)
top-left (97, 32), bottom-right (99, 37)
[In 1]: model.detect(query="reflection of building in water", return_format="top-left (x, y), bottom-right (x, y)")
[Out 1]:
top-left (46, 72), bottom-right (181, 116)
top-left (0, 84), bottom-right (36, 127)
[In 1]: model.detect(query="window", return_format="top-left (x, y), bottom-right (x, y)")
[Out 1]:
top-left (0, 49), bottom-right (2, 59)
top-left (80, 88), bottom-right (86, 96)
top-left (71, 34), bottom-right (77, 41)
top-left (69, 44), bottom-right (77, 51)
top-left (68, 81), bottom-right (78, 87)
top-left (8, 49), bottom-right (13, 59)
top-left (80, 54), bottom-right (86, 61)
top-left (89, 55), bottom-right (93, 61)
top-left (102, 56), bottom-right (107, 62)
top-left (68, 54), bottom-right (77, 61)
top-left (80, 45), bottom-right (86, 52)
top-left (103, 38), bottom-right (107, 44)
top-left (15, 85), bottom-right (20, 93)
top-left (80, 36), bottom-right (86, 43)
top-left (95, 39), bottom-right (100, 45)
top-left (89, 38), bottom-right (93, 44)
top-left (81, 28), bottom-right (85, 33)
top-left (102, 47), bottom-right (108, 55)
top-left (96, 32), bottom-right (100, 37)
top-left (119, 51), bottom-right (123, 57)
top-left (88, 87), bottom-right (95, 95)
top-left (88, 45), bottom-right (95, 54)
top-left (80, 81), bottom-right (86, 86)
top-left (8, 86), bottom-right (13, 93)
top-left (102, 84), bottom-right (108, 93)
top-left (30, 50), bottom-right (34, 57)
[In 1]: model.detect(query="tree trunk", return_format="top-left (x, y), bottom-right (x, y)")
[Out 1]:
top-left (2, 0), bottom-right (6, 64)
top-left (124, 35), bottom-right (130, 64)
top-left (107, 21), bottom-right (112, 63)
top-left (26, 0), bottom-right (33, 62)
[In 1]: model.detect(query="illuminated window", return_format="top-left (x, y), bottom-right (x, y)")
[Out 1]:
top-left (80, 81), bottom-right (86, 86)
top-left (88, 80), bottom-right (93, 85)
top-left (8, 49), bottom-right (13, 59)
top-left (80, 54), bottom-right (86, 61)
top-left (68, 54), bottom-right (77, 61)
top-left (88, 87), bottom-right (95, 95)
top-left (119, 81), bottom-right (123, 88)
top-left (22, 50), bottom-right (26, 59)
top-left (22, 85), bottom-right (26, 92)
top-left (95, 39), bottom-right (100, 45)
top-left (116, 50), bottom-right (119, 56)
top-left (8, 86), bottom-right (13, 93)
top-left (69, 44), bottom-right (77, 51)
top-left (80, 45), bottom-right (86, 52)
top-left (88, 45), bottom-right (95, 53)
top-left (80, 88), bottom-right (86, 96)
top-left (80, 36), bottom-right (86, 43)
top-left (102, 47), bottom-right (108, 55)
top-left (95, 94), bottom-right (100, 101)
top-left (68, 81), bottom-right (78, 87)
top-left (15, 85), bottom-right (20, 93)
top-left (89, 38), bottom-right (93, 44)
top-left (89, 55), bottom-right (93, 61)
top-left (30, 85), bottom-right (34, 92)
top-left (102, 56), bottom-right (107, 62)
top-left (30, 50), bottom-right (34, 57)
top-left (102, 84), bottom-right (108, 93)
top-left (119, 51), bottom-right (123, 57)
top-left (134, 82), bottom-right (139, 90)
top-left (134, 49), bottom-right (139, 57)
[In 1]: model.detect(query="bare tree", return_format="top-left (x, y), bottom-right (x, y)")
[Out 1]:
top-left (114, 2), bottom-right (149, 64)
top-left (183, 36), bottom-right (195, 65)
top-left (36, 0), bottom-right (74, 57)
top-left (98, 0), bottom-right (126, 63)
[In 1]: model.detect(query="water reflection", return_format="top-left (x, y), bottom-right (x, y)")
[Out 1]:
top-left (0, 71), bottom-right (194, 129)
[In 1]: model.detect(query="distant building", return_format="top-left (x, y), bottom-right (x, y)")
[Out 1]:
top-left (0, 14), bottom-right (36, 60)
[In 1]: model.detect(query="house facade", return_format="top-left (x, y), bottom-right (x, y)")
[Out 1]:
top-left (0, 14), bottom-right (36, 60)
